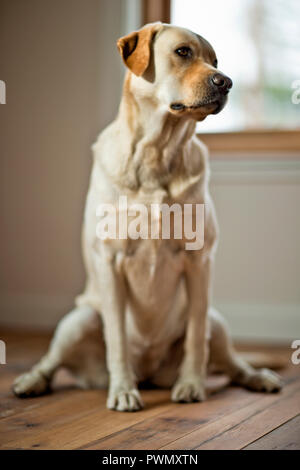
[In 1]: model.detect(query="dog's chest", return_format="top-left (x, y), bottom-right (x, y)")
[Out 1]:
top-left (123, 237), bottom-right (186, 313)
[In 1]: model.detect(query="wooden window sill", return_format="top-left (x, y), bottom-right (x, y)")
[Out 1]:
top-left (198, 130), bottom-right (300, 157)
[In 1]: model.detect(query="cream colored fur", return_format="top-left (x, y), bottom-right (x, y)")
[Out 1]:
top-left (13, 23), bottom-right (282, 411)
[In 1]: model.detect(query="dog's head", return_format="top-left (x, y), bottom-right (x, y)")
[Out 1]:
top-left (117, 23), bottom-right (232, 121)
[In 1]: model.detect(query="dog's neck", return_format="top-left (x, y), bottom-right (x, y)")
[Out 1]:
top-left (116, 73), bottom-right (199, 192)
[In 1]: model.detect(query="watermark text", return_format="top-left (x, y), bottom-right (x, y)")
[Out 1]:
top-left (291, 340), bottom-right (300, 365)
top-left (96, 196), bottom-right (204, 250)
top-left (0, 80), bottom-right (6, 104)
top-left (0, 340), bottom-right (6, 364)
top-left (291, 79), bottom-right (300, 104)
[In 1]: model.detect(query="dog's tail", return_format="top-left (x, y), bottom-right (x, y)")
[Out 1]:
top-left (238, 351), bottom-right (287, 370)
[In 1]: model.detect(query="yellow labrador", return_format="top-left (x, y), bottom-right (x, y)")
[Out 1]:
top-left (13, 23), bottom-right (282, 411)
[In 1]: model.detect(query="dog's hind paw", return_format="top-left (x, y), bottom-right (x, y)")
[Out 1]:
top-left (107, 387), bottom-right (144, 412)
top-left (246, 368), bottom-right (283, 392)
top-left (233, 368), bottom-right (283, 393)
top-left (13, 370), bottom-right (50, 398)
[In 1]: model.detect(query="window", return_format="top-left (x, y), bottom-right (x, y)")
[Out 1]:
top-left (172, 0), bottom-right (300, 133)
top-left (143, 0), bottom-right (300, 152)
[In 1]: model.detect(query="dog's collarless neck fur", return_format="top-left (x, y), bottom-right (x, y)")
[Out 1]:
top-left (115, 73), bottom-right (201, 192)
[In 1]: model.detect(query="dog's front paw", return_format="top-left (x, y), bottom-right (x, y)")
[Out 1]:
top-left (171, 376), bottom-right (206, 403)
top-left (107, 386), bottom-right (144, 412)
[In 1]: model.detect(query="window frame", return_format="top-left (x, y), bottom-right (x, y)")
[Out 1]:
top-left (143, 0), bottom-right (170, 24)
top-left (143, 0), bottom-right (300, 155)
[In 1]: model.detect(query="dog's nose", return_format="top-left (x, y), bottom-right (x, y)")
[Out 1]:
top-left (211, 73), bottom-right (233, 93)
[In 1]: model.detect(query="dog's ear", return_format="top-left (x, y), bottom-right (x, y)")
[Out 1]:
top-left (117, 22), bottom-right (162, 76)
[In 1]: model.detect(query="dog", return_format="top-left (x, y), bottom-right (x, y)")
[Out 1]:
top-left (13, 23), bottom-right (282, 411)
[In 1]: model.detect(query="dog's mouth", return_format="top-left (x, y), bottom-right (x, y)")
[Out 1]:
top-left (170, 97), bottom-right (227, 116)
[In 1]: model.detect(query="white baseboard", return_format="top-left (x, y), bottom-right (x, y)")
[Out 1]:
top-left (0, 292), bottom-right (299, 344)
top-left (215, 302), bottom-right (300, 344)
top-left (210, 158), bottom-right (300, 184)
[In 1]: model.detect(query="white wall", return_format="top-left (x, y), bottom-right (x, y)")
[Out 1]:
top-left (210, 158), bottom-right (300, 342)
top-left (0, 0), bottom-right (127, 329)
top-left (0, 0), bottom-right (299, 343)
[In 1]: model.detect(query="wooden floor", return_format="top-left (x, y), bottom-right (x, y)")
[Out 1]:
top-left (0, 330), bottom-right (299, 450)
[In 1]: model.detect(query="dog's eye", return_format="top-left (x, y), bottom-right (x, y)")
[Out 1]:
top-left (213, 59), bottom-right (218, 68)
top-left (175, 47), bottom-right (192, 58)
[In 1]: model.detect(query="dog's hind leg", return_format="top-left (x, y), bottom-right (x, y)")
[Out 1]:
top-left (13, 305), bottom-right (107, 397)
top-left (208, 307), bottom-right (283, 392)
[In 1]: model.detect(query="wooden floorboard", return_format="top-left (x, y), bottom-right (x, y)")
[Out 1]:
top-left (0, 329), bottom-right (299, 450)
top-left (161, 377), bottom-right (299, 450)
top-left (244, 415), bottom-right (300, 450)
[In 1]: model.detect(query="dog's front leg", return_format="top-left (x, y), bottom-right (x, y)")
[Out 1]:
top-left (171, 257), bottom-right (212, 403)
top-left (97, 246), bottom-right (143, 411)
